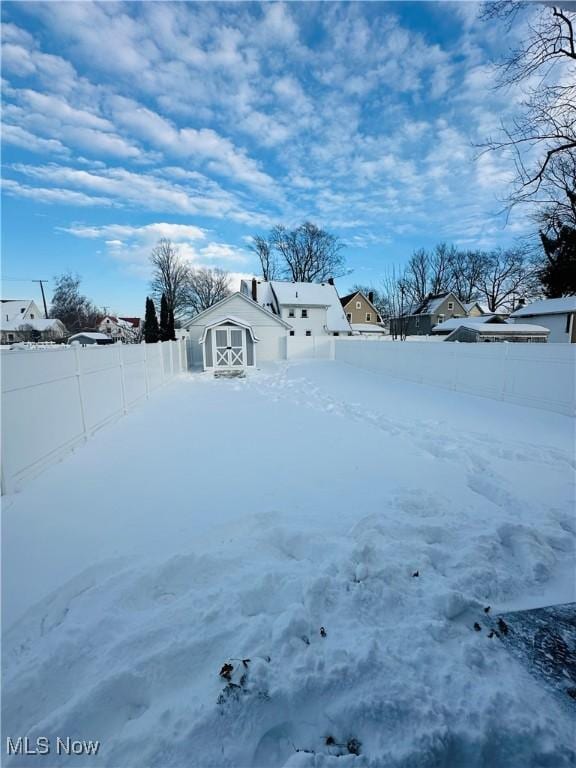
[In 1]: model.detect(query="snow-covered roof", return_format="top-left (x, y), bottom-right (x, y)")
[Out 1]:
top-left (68, 332), bottom-right (110, 341)
top-left (184, 291), bottom-right (292, 329)
top-left (198, 316), bottom-right (260, 344)
top-left (432, 316), bottom-right (501, 333)
top-left (351, 323), bottom-right (387, 333)
top-left (510, 297), bottom-right (576, 318)
top-left (1, 317), bottom-right (65, 332)
top-left (447, 322), bottom-right (550, 338)
top-left (270, 281), bottom-right (352, 332)
top-left (1, 300), bottom-right (34, 325)
top-left (462, 301), bottom-right (489, 314)
top-left (414, 292), bottom-right (463, 315)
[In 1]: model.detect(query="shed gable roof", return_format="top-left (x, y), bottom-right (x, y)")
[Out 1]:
top-left (183, 291), bottom-right (292, 329)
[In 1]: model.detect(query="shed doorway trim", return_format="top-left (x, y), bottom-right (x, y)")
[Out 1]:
top-left (213, 325), bottom-right (246, 368)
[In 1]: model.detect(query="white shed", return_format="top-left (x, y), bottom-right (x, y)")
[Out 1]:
top-left (183, 292), bottom-right (292, 370)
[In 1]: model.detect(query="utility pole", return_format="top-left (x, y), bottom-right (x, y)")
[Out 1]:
top-left (32, 280), bottom-right (49, 318)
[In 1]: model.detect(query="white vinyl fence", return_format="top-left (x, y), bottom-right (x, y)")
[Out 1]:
top-left (334, 339), bottom-right (576, 416)
top-left (1, 340), bottom-right (187, 494)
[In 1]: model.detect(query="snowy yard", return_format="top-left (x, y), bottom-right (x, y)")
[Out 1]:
top-left (3, 361), bottom-right (575, 767)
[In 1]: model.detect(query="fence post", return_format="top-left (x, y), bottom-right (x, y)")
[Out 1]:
top-left (143, 342), bottom-right (150, 398)
top-left (74, 345), bottom-right (88, 441)
top-left (118, 344), bottom-right (128, 414)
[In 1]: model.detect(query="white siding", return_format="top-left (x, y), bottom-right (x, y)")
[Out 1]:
top-left (281, 306), bottom-right (327, 336)
top-left (513, 313), bottom-right (571, 343)
top-left (185, 294), bottom-right (289, 367)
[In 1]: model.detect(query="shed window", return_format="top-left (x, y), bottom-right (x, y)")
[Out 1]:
top-left (366, 312), bottom-right (372, 322)
top-left (301, 309), bottom-right (308, 318)
top-left (305, 330), bottom-right (312, 336)
top-left (288, 309), bottom-right (295, 318)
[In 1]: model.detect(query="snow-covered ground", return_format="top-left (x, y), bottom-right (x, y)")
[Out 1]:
top-left (3, 361), bottom-right (575, 767)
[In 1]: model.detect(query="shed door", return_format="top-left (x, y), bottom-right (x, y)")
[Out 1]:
top-left (213, 327), bottom-right (245, 367)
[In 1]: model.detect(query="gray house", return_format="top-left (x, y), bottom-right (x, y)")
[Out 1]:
top-left (390, 292), bottom-right (467, 336)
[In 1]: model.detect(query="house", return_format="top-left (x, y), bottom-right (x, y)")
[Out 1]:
top-left (0, 299), bottom-right (67, 343)
top-left (98, 316), bottom-right (140, 342)
top-left (182, 291), bottom-right (293, 371)
top-left (339, 290), bottom-right (387, 336)
top-left (390, 292), bottom-right (467, 336)
top-left (444, 321), bottom-right (549, 343)
top-left (462, 301), bottom-right (487, 317)
top-left (68, 332), bottom-right (114, 346)
top-left (510, 297), bottom-right (576, 343)
top-left (240, 278), bottom-right (351, 337)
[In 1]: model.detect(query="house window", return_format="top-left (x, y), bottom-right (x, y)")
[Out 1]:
top-left (301, 309), bottom-right (308, 318)
top-left (366, 313), bottom-right (372, 322)
top-left (447, 302), bottom-right (454, 311)
top-left (288, 309), bottom-right (295, 318)
top-left (566, 314), bottom-right (571, 334)
top-left (346, 313), bottom-right (352, 321)
top-left (289, 330), bottom-right (295, 336)
top-left (20, 308), bottom-right (25, 313)
top-left (334, 332), bottom-right (339, 337)
top-left (415, 317), bottom-right (420, 327)
top-left (30, 314), bottom-right (35, 319)
top-left (8, 333), bottom-right (14, 341)
top-left (356, 301), bottom-right (361, 309)
top-left (305, 330), bottom-right (312, 336)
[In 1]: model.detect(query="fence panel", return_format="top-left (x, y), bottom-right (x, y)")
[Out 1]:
top-left (1, 340), bottom-right (187, 494)
top-left (334, 339), bottom-right (575, 416)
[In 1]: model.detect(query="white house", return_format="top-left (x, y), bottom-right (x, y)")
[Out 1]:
top-left (98, 316), bottom-right (140, 342)
top-left (182, 292), bottom-right (292, 371)
top-left (0, 299), bottom-right (67, 343)
top-left (240, 278), bottom-right (351, 336)
top-left (510, 297), bottom-right (576, 343)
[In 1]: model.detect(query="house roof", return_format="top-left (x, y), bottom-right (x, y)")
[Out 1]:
top-left (1, 299), bottom-right (35, 324)
top-left (432, 316), bottom-right (502, 333)
top-left (269, 281), bottom-right (351, 332)
top-left (510, 297), bottom-right (576, 318)
top-left (351, 323), bottom-right (387, 333)
top-left (198, 315), bottom-right (260, 344)
top-left (119, 316), bottom-right (141, 328)
top-left (340, 290), bottom-right (381, 316)
top-left (463, 301), bottom-right (489, 314)
top-left (413, 292), bottom-right (463, 315)
top-left (446, 322), bottom-right (550, 339)
top-left (1, 317), bottom-right (65, 332)
top-left (68, 332), bottom-right (111, 341)
top-left (183, 291), bottom-right (292, 329)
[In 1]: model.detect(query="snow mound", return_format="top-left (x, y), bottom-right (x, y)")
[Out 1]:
top-left (4, 505), bottom-right (575, 767)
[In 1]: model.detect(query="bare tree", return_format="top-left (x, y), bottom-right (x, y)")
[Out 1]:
top-left (250, 235), bottom-right (280, 281)
top-left (448, 249), bottom-right (487, 303)
top-left (403, 249), bottom-right (429, 304)
top-left (150, 239), bottom-right (190, 320)
top-left (380, 266), bottom-right (409, 340)
top-left (50, 273), bottom-right (102, 333)
top-left (186, 267), bottom-right (231, 315)
top-left (269, 222), bottom-right (346, 282)
top-left (473, 247), bottom-right (537, 311)
top-left (480, 3), bottom-right (576, 223)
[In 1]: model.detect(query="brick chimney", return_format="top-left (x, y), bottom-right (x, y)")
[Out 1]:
top-left (368, 291), bottom-right (374, 304)
top-left (251, 277), bottom-right (258, 302)
top-left (328, 277), bottom-right (334, 285)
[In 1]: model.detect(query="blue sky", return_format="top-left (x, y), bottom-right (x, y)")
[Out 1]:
top-left (2, 1), bottom-right (535, 316)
